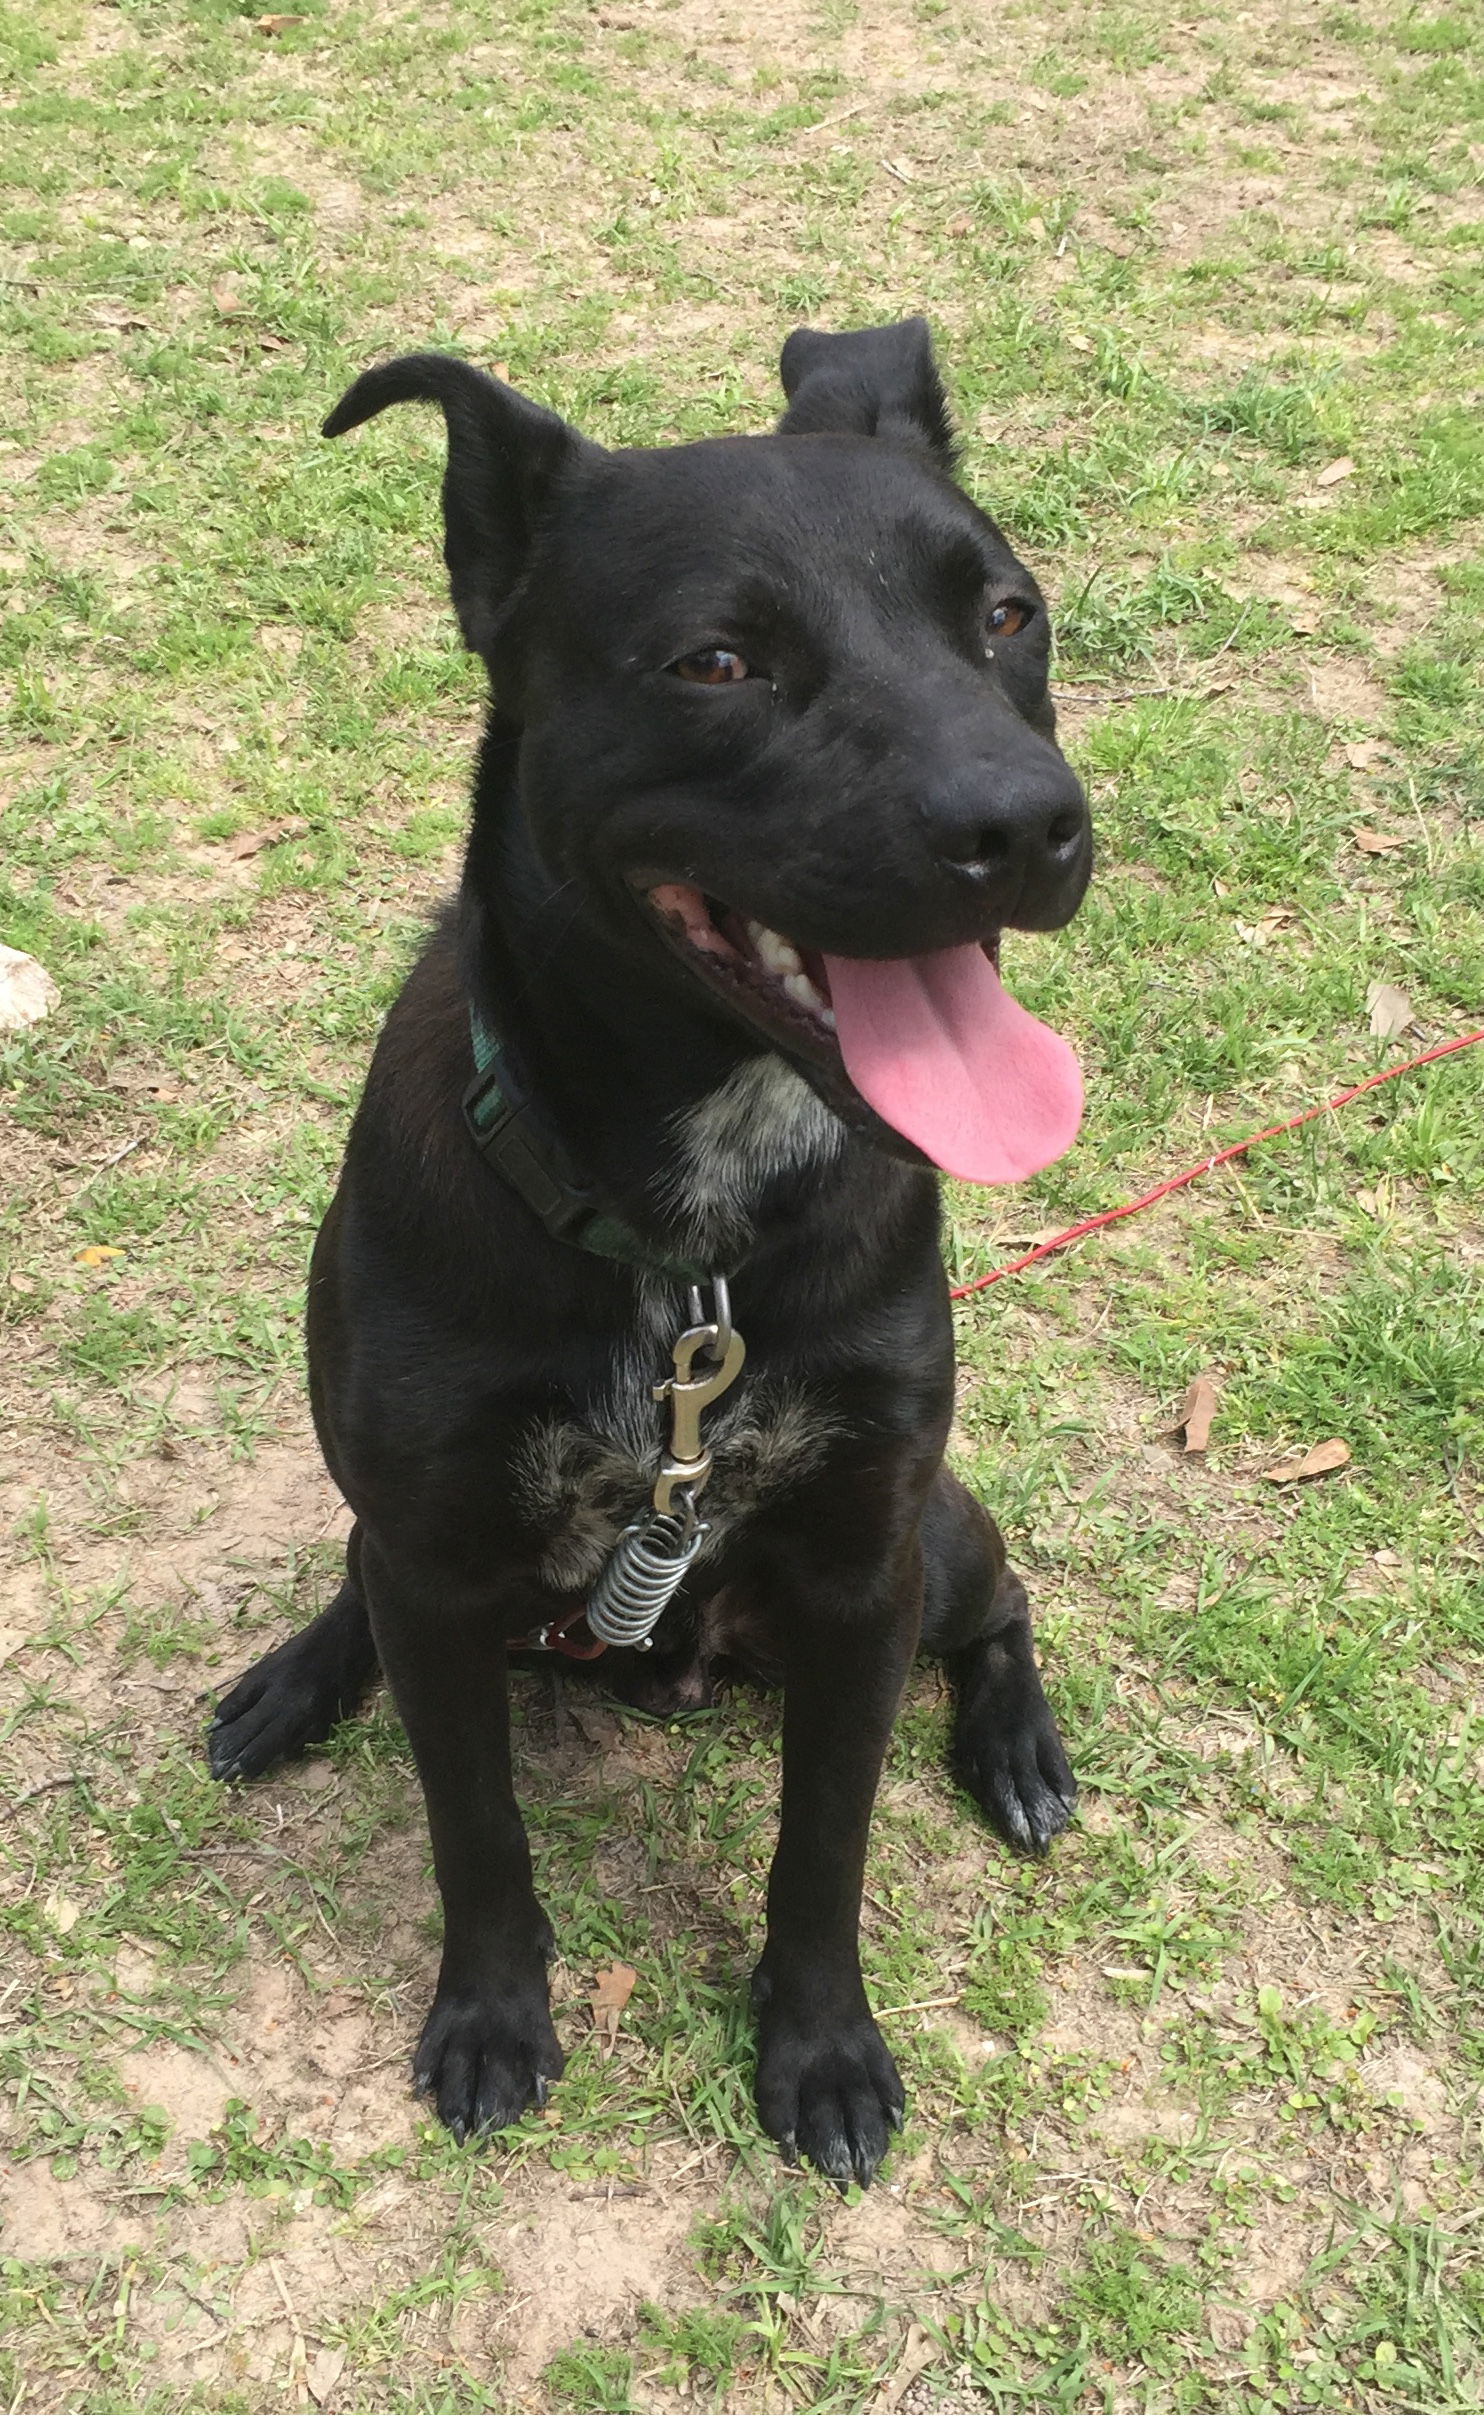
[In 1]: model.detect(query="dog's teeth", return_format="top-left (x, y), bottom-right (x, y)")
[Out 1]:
top-left (783, 971), bottom-right (827, 1015)
top-left (754, 927), bottom-right (804, 979)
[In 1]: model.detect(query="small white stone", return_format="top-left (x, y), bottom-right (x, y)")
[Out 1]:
top-left (0, 945), bottom-right (59, 1032)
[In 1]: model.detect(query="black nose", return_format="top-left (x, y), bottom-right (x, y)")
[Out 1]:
top-left (922, 753), bottom-right (1090, 918)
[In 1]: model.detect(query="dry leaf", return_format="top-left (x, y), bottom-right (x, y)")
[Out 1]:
top-left (881, 156), bottom-right (917, 183)
top-left (44, 1890), bottom-right (81, 1935)
top-left (8, 1270), bottom-right (38, 1295)
top-left (306, 2346), bottom-right (347, 2407)
top-left (226, 818), bottom-right (306, 859)
top-left (257, 331), bottom-right (291, 351)
top-left (1315, 456), bottom-right (1355, 487)
top-left (211, 281), bottom-right (244, 316)
top-left (1263, 1438), bottom-right (1351, 1485)
top-left (589, 1962), bottom-right (637, 2057)
top-left (946, 214), bottom-right (972, 238)
top-left (75, 1244), bottom-right (124, 1268)
top-left (1066, 331), bottom-right (1093, 353)
top-left (994, 1221), bottom-right (1073, 1250)
top-left (0, 944), bottom-right (60, 1033)
top-left (1366, 980), bottom-right (1416, 1039)
top-left (1178, 1373), bottom-right (1219, 1454)
top-left (1353, 828), bottom-right (1404, 854)
top-left (1344, 738), bottom-right (1388, 771)
top-left (254, 11), bottom-right (304, 27)
top-left (879, 2326), bottom-right (937, 2412)
top-left (1235, 909), bottom-right (1291, 949)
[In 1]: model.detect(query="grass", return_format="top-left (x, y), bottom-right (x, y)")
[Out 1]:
top-left (1, 0), bottom-right (1482, 2406)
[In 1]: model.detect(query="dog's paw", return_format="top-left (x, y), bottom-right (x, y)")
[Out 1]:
top-left (208, 1653), bottom-right (337, 1782)
top-left (954, 1685), bottom-right (1076, 1856)
top-left (753, 1993), bottom-right (905, 2188)
top-left (413, 1984), bottom-right (564, 2143)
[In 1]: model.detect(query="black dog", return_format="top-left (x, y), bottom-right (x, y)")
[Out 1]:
top-left (208, 320), bottom-right (1091, 2187)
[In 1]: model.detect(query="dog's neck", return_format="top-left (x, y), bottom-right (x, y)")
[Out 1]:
top-left (458, 734), bottom-right (848, 1270)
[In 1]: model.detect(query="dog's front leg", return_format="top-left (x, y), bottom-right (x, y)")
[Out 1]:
top-left (360, 1534), bottom-right (563, 2140)
top-left (752, 1536), bottom-right (921, 2188)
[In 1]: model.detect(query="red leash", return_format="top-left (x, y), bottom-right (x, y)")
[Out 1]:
top-left (949, 1028), bottom-right (1484, 1302)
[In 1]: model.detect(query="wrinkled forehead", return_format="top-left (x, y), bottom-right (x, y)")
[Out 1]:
top-left (543, 433), bottom-right (1020, 628)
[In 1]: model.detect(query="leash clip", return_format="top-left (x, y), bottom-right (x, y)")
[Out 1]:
top-left (652, 1278), bottom-right (745, 1515)
top-left (583, 1277), bottom-right (745, 1651)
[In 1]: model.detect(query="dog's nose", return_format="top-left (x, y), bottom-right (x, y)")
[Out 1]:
top-left (923, 757), bottom-right (1089, 905)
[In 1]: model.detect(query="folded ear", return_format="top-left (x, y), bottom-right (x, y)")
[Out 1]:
top-left (323, 353), bottom-right (599, 657)
top-left (776, 317), bottom-right (956, 465)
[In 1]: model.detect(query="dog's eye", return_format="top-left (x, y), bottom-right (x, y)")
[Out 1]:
top-left (672, 647), bottom-right (751, 685)
top-left (987, 600), bottom-right (1034, 640)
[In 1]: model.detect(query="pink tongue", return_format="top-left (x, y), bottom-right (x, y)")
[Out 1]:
top-left (821, 945), bottom-right (1082, 1184)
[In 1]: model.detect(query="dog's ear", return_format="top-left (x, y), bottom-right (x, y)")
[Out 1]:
top-left (323, 353), bottom-right (598, 657)
top-left (776, 317), bottom-right (956, 465)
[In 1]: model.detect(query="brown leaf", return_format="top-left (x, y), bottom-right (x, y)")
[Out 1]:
top-left (1066, 331), bottom-right (1093, 354)
top-left (306, 2346), bottom-right (347, 2407)
top-left (589, 1962), bottom-right (637, 2057)
top-left (1345, 738), bottom-right (1388, 771)
top-left (946, 214), bottom-right (972, 238)
top-left (1353, 828), bottom-right (1404, 854)
top-left (254, 11), bottom-right (304, 28)
top-left (211, 281), bottom-right (244, 317)
top-left (1366, 980), bottom-right (1416, 1039)
top-left (226, 818), bottom-right (305, 859)
top-left (75, 1244), bottom-right (124, 1268)
top-left (1263, 1438), bottom-right (1351, 1485)
top-left (7, 1270), bottom-right (38, 1295)
top-left (879, 2326), bottom-right (936, 2412)
top-left (1178, 1373), bottom-right (1219, 1455)
top-left (1235, 908), bottom-right (1291, 949)
top-left (1315, 455), bottom-right (1355, 487)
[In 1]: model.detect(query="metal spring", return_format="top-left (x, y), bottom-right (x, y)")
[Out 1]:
top-left (586, 1510), bottom-right (709, 1651)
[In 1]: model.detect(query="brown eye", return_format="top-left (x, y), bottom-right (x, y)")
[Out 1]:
top-left (988, 600), bottom-right (1033, 640)
top-left (673, 647), bottom-right (750, 685)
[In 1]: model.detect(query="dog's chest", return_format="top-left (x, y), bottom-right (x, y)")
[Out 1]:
top-left (513, 1370), bottom-right (835, 1590)
top-left (513, 1057), bottom-right (843, 1590)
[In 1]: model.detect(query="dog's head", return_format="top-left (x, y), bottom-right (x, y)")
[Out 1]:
top-left (325, 322), bottom-right (1091, 1183)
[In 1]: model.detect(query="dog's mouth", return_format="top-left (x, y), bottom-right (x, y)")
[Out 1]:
top-left (641, 880), bottom-right (1083, 1186)
top-left (646, 881), bottom-right (840, 1039)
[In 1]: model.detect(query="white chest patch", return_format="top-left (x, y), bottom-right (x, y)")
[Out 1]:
top-left (513, 1377), bottom-right (837, 1591)
top-left (513, 1054), bottom-right (845, 1590)
top-left (661, 1053), bottom-right (844, 1267)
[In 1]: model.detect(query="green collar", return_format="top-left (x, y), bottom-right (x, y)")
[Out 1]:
top-left (462, 1007), bottom-right (715, 1284)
